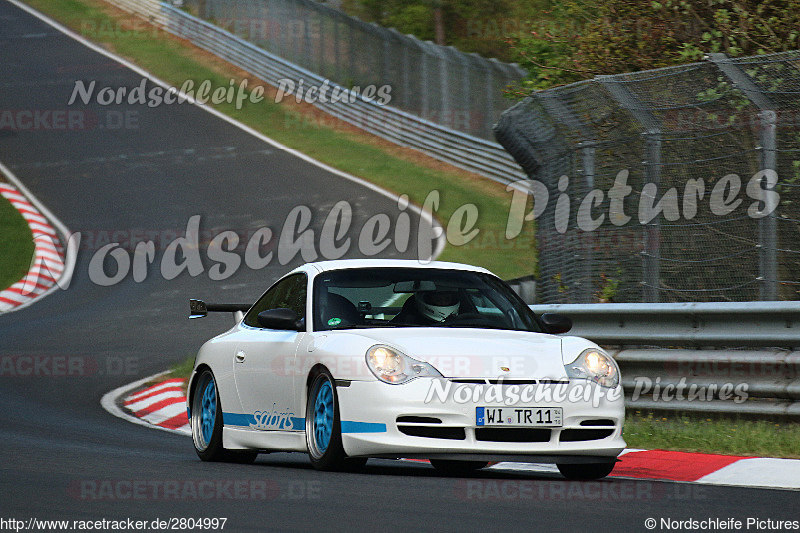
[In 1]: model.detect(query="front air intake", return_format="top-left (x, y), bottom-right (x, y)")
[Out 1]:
top-left (560, 429), bottom-right (614, 442)
top-left (397, 425), bottom-right (466, 440)
top-left (475, 428), bottom-right (551, 442)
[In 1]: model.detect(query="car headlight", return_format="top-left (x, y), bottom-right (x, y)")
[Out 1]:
top-left (565, 348), bottom-right (620, 389)
top-left (365, 345), bottom-right (442, 385)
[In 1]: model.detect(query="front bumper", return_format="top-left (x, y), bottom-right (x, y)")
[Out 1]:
top-left (337, 378), bottom-right (626, 460)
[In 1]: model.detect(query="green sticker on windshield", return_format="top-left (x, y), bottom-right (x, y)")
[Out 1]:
top-left (327, 317), bottom-right (342, 326)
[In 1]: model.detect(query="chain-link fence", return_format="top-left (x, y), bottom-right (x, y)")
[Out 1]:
top-left (495, 51), bottom-right (800, 304)
top-left (180, 0), bottom-right (524, 139)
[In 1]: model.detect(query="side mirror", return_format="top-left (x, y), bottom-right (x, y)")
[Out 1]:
top-left (541, 313), bottom-right (572, 334)
top-left (257, 308), bottom-right (303, 331)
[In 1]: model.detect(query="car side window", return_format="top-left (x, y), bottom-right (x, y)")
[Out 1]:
top-left (243, 273), bottom-right (307, 328)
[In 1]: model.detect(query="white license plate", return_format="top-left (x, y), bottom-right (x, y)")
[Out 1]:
top-left (476, 407), bottom-right (562, 427)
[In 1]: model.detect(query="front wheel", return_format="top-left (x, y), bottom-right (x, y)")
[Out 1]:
top-left (191, 370), bottom-right (257, 464)
top-left (306, 370), bottom-right (366, 471)
top-left (557, 462), bottom-right (615, 480)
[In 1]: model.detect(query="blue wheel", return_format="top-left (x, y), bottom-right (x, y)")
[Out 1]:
top-left (199, 379), bottom-right (216, 448)
top-left (191, 369), bottom-right (257, 463)
top-left (305, 370), bottom-right (366, 471)
top-left (192, 371), bottom-right (219, 456)
top-left (312, 380), bottom-right (334, 454)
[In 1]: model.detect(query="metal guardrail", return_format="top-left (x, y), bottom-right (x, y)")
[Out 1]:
top-left (530, 302), bottom-right (800, 416)
top-left (184, 0), bottom-right (525, 141)
top-left (530, 302), bottom-right (800, 348)
top-left (506, 275), bottom-right (537, 305)
top-left (105, 0), bottom-right (527, 185)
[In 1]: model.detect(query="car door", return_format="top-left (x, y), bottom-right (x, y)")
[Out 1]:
top-left (233, 273), bottom-right (307, 431)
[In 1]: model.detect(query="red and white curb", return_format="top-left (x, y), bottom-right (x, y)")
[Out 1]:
top-left (101, 371), bottom-right (191, 436)
top-left (123, 377), bottom-right (190, 434)
top-left (0, 182), bottom-right (65, 310)
top-left (106, 375), bottom-right (800, 490)
top-left (0, 161), bottom-right (75, 313)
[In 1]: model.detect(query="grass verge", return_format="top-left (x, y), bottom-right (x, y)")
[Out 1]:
top-left (22, 0), bottom-right (536, 279)
top-left (623, 411), bottom-right (800, 459)
top-left (0, 180), bottom-right (35, 291)
top-left (169, 355), bottom-right (196, 384)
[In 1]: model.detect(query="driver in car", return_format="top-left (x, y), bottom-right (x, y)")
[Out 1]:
top-left (393, 290), bottom-right (461, 325)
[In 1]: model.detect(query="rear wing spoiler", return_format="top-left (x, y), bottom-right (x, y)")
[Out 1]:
top-left (189, 299), bottom-right (250, 322)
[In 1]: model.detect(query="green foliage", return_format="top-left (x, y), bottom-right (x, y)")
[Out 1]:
top-left (509, 0), bottom-right (800, 92)
top-left (340, 1), bottom-right (800, 92)
top-left (552, 272), bottom-right (568, 294)
top-left (596, 269), bottom-right (622, 303)
top-left (339, 0), bottom-right (550, 61)
top-left (385, 4), bottom-right (436, 41)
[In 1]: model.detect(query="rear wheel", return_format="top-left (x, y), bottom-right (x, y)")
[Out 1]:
top-left (430, 459), bottom-right (489, 475)
top-left (306, 370), bottom-right (366, 471)
top-left (557, 462), bottom-right (615, 480)
top-left (191, 370), bottom-right (257, 464)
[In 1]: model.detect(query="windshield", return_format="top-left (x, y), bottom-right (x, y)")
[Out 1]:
top-left (313, 267), bottom-right (542, 332)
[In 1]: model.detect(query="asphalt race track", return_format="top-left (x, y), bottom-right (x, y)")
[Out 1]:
top-left (0, 2), bottom-right (797, 531)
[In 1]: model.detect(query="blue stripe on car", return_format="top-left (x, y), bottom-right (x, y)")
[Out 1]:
top-left (340, 421), bottom-right (387, 433)
top-left (222, 413), bottom-right (385, 433)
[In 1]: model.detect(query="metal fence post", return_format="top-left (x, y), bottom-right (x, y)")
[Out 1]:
top-left (401, 33), bottom-right (410, 110)
top-left (708, 53), bottom-right (779, 301)
top-left (538, 94), bottom-right (598, 302)
top-left (281, 0), bottom-right (290, 60)
top-left (333, 11), bottom-right (340, 83)
top-left (383, 33), bottom-right (390, 90)
top-left (642, 135), bottom-right (662, 302)
top-left (437, 45), bottom-right (449, 124)
top-left (581, 144), bottom-right (597, 301)
top-left (760, 110), bottom-right (778, 299)
top-left (597, 76), bottom-right (663, 302)
top-left (485, 62), bottom-right (494, 138)
top-left (461, 52), bottom-right (470, 133)
top-left (420, 42), bottom-right (429, 119)
top-left (302, 4), bottom-right (311, 70)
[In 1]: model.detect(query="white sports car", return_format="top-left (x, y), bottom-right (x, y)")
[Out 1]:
top-left (187, 259), bottom-right (625, 479)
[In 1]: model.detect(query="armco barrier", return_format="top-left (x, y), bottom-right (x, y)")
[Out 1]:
top-left (530, 302), bottom-right (800, 416)
top-left (103, 0), bottom-right (527, 185)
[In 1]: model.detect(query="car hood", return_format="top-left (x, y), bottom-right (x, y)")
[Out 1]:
top-left (347, 328), bottom-right (569, 379)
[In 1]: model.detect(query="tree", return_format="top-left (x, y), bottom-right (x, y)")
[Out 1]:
top-left (508, 0), bottom-right (800, 93)
top-left (339, 0), bottom-right (544, 61)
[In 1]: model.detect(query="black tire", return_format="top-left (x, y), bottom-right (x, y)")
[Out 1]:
top-left (430, 459), bottom-right (489, 475)
top-left (557, 462), bottom-right (615, 480)
top-left (305, 369), bottom-right (366, 472)
top-left (191, 370), bottom-right (258, 464)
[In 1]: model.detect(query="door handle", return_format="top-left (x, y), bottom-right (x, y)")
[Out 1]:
top-left (235, 350), bottom-right (246, 363)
